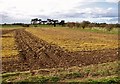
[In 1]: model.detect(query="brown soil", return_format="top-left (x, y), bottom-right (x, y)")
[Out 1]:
top-left (1, 29), bottom-right (16, 35)
top-left (2, 29), bottom-right (118, 73)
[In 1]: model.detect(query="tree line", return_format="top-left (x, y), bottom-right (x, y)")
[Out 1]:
top-left (66, 21), bottom-right (120, 31)
top-left (2, 19), bottom-right (120, 31)
top-left (31, 18), bottom-right (65, 27)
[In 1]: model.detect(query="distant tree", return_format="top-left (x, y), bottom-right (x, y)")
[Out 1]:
top-left (38, 19), bottom-right (42, 24)
top-left (31, 19), bottom-right (34, 24)
top-left (53, 20), bottom-right (59, 27)
top-left (31, 18), bottom-right (39, 27)
top-left (67, 22), bottom-right (75, 28)
top-left (106, 24), bottom-right (114, 31)
top-left (88, 23), bottom-right (94, 29)
top-left (22, 24), bottom-right (29, 27)
top-left (114, 23), bottom-right (120, 28)
top-left (53, 20), bottom-right (56, 27)
top-left (41, 21), bottom-right (47, 24)
top-left (31, 18), bottom-right (39, 24)
top-left (47, 19), bottom-right (53, 25)
top-left (31, 19), bottom-right (35, 24)
top-left (99, 23), bottom-right (107, 28)
top-left (34, 18), bottom-right (39, 24)
top-left (4, 23), bottom-right (7, 25)
top-left (75, 22), bottom-right (80, 28)
top-left (59, 20), bottom-right (65, 27)
top-left (81, 21), bottom-right (91, 29)
top-left (94, 23), bottom-right (100, 27)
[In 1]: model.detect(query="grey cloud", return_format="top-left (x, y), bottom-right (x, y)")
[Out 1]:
top-left (30, 15), bottom-right (51, 19)
top-left (55, 11), bottom-right (117, 19)
top-left (1, 13), bottom-right (29, 23)
top-left (53, 4), bottom-right (117, 19)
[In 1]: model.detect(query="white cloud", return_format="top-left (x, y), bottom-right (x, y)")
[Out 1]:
top-left (1, 0), bottom-right (82, 18)
top-left (105, 0), bottom-right (119, 3)
top-left (0, 0), bottom-right (118, 23)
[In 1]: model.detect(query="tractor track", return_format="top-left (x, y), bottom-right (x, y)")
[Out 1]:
top-left (2, 29), bottom-right (118, 72)
top-left (2, 29), bottom-right (74, 72)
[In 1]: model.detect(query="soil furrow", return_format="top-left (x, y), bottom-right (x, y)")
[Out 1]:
top-left (2, 29), bottom-right (118, 72)
top-left (15, 29), bottom-right (73, 69)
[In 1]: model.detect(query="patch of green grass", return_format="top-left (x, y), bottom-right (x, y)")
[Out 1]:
top-left (87, 76), bottom-right (120, 83)
top-left (49, 76), bottom-right (60, 82)
top-left (18, 76), bottom-right (49, 83)
top-left (0, 25), bottom-right (2, 28)
top-left (67, 76), bottom-right (120, 83)
top-left (17, 76), bottom-right (60, 83)
top-left (2, 61), bottom-right (119, 83)
top-left (90, 27), bottom-right (118, 34)
top-left (64, 72), bottom-right (84, 79)
top-left (66, 27), bottom-right (119, 35)
top-left (87, 79), bottom-right (98, 83)
top-left (1, 25), bottom-right (119, 35)
top-left (2, 72), bottom-right (20, 78)
top-left (68, 82), bottom-right (81, 84)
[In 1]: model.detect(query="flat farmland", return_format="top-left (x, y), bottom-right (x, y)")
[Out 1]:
top-left (26, 28), bottom-right (118, 52)
top-left (1, 29), bottom-right (19, 61)
top-left (1, 27), bottom-right (119, 83)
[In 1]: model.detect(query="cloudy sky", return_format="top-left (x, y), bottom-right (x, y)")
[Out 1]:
top-left (0, 0), bottom-right (119, 24)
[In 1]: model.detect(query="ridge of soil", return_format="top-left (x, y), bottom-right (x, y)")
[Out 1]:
top-left (2, 29), bottom-right (118, 72)
top-left (1, 29), bottom-right (16, 35)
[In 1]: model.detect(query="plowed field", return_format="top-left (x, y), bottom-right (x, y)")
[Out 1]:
top-left (2, 28), bottom-right (118, 72)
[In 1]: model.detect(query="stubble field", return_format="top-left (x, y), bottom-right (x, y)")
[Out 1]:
top-left (1, 27), bottom-right (119, 83)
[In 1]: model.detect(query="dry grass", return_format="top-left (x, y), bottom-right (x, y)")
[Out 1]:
top-left (2, 27), bottom-right (119, 83)
top-left (2, 61), bottom-right (119, 82)
top-left (1, 32), bottom-right (19, 57)
top-left (26, 28), bottom-right (118, 52)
